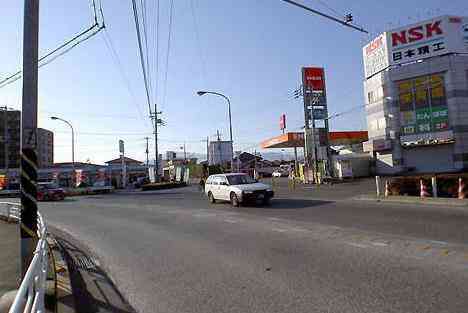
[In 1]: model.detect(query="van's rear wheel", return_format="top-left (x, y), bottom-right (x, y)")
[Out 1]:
top-left (230, 192), bottom-right (240, 207)
top-left (208, 192), bottom-right (216, 204)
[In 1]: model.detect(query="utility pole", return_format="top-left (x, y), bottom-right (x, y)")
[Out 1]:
top-left (20, 0), bottom-right (39, 277)
top-left (144, 136), bottom-right (149, 168)
top-left (216, 130), bottom-right (223, 168)
top-left (150, 107), bottom-right (162, 182)
top-left (183, 142), bottom-right (187, 162)
top-left (201, 137), bottom-right (209, 163)
top-left (1, 107), bottom-right (8, 173)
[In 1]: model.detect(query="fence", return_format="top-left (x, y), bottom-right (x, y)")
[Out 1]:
top-left (375, 173), bottom-right (468, 198)
top-left (0, 202), bottom-right (49, 313)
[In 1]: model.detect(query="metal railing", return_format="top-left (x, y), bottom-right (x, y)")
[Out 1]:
top-left (0, 202), bottom-right (48, 313)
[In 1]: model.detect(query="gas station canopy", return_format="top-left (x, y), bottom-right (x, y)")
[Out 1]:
top-left (260, 131), bottom-right (368, 149)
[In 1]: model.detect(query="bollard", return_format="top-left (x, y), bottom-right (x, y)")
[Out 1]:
top-left (385, 180), bottom-right (390, 197)
top-left (458, 178), bottom-right (466, 199)
top-left (420, 179), bottom-right (430, 198)
top-left (431, 176), bottom-right (438, 198)
top-left (375, 176), bottom-right (381, 197)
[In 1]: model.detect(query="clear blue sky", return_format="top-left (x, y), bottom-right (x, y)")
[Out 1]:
top-left (1, 0), bottom-right (467, 164)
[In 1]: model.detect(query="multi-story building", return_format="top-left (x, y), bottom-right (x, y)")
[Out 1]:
top-left (0, 108), bottom-right (21, 170)
top-left (362, 15), bottom-right (468, 174)
top-left (37, 128), bottom-right (54, 168)
top-left (0, 108), bottom-right (54, 171)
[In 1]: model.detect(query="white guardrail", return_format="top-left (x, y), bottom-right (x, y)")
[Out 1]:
top-left (0, 202), bottom-right (48, 313)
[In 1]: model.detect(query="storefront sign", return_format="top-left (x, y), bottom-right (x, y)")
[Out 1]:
top-left (303, 67), bottom-right (325, 92)
top-left (363, 15), bottom-right (468, 78)
top-left (363, 33), bottom-right (389, 78)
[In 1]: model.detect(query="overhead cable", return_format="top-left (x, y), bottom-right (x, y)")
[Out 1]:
top-left (162, 0), bottom-right (174, 108)
top-left (131, 0), bottom-right (153, 115)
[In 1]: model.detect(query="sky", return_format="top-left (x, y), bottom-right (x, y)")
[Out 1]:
top-left (1, 0), bottom-right (467, 164)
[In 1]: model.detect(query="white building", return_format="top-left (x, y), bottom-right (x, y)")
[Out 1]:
top-left (363, 15), bottom-right (468, 174)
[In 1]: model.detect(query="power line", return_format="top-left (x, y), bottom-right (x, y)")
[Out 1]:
top-left (41, 109), bottom-right (142, 120)
top-left (0, 24), bottom-right (102, 89)
top-left (162, 0), bottom-right (174, 109)
top-left (131, 0), bottom-right (153, 115)
top-left (140, 0), bottom-right (152, 104)
top-left (154, 0), bottom-right (161, 107)
top-left (311, 0), bottom-right (345, 19)
top-left (190, 0), bottom-right (208, 83)
top-left (101, 28), bottom-right (149, 126)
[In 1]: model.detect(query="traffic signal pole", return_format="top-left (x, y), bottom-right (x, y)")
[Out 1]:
top-left (20, 0), bottom-right (39, 276)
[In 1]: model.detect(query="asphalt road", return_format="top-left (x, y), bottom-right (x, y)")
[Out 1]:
top-left (37, 182), bottom-right (468, 313)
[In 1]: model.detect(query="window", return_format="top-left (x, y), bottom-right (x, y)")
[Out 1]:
top-left (397, 73), bottom-right (448, 135)
top-left (367, 91), bottom-right (374, 104)
top-left (226, 174), bottom-right (256, 185)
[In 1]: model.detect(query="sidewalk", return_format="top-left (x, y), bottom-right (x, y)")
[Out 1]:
top-left (355, 194), bottom-right (468, 207)
top-left (266, 177), bottom-right (376, 200)
top-left (0, 221), bottom-right (19, 300)
top-left (1, 219), bottom-right (135, 313)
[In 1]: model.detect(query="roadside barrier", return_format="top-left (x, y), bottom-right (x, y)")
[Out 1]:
top-left (458, 178), bottom-right (466, 199)
top-left (0, 202), bottom-right (49, 313)
top-left (376, 173), bottom-right (468, 198)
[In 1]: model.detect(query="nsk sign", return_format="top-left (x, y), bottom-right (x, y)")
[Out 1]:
top-left (363, 15), bottom-right (468, 78)
top-left (391, 21), bottom-right (443, 47)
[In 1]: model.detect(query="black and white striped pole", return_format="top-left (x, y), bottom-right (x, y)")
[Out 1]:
top-left (20, 0), bottom-right (39, 277)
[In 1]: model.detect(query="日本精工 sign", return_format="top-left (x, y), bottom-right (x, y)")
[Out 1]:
top-left (363, 15), bottom-right (468, 78)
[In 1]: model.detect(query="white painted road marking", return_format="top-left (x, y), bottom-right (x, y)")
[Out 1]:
top-left (224, 219), bottom-right (239, 223)
top-left (346, 242), bottom-right (368, 248)
top-left (371, 242), bottom-right (389, 247)
top-left (272, 228), bottom-right (289, 233)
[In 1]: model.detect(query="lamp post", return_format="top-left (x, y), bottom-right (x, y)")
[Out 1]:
top-left (196, 91), bottom-right (234, 171)
top-left (50, 116), bottom-right (75, 185)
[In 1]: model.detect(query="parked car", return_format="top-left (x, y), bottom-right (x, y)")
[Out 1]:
top-left (272, 169), bottom-right (288, 177)
top-left (205, 173), bottom-right (274, 207)
top-left (37, 182), bottom-right (65, 201)
top-left (272, 170), bottom-right (282, 178)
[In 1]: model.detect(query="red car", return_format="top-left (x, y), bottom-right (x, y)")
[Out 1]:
top-left (37, 182), bottom-right (65, 201)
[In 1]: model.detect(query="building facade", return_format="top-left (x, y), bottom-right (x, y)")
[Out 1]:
top-left (37, 128), bottom-right (54, 168)
top-left (0, 108), bottom-right (20, 170)
top-left (363, 15), bottom-right (468, 174)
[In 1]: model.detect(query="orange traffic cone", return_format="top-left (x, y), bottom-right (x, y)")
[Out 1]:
top-left (458, 178), bottom-right (466, 199)
top-left (384, 180), bottom-right (390, 197)
top-left (420, 179), bottom-right (430, 198)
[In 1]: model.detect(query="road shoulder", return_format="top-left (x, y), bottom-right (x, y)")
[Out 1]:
top-left (49, 226), bottom-right (136, 313)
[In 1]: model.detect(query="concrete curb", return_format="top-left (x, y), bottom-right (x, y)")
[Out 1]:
top-left (354, 195), bottom-right (468, 207)
top-left (48, 227), bottom-right (136, 313)
top-left (46, 234), bottom-right (76, 313)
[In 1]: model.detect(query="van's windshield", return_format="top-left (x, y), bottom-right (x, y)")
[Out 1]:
top-left (226, 175), bottom-right (256, 185)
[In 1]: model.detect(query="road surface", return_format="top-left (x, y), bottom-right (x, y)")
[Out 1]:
top-left (38, 182), bottom-right (468, 313)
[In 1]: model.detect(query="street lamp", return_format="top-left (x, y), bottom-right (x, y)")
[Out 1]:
top-left (196, 91), bottom-right (234, 171)
top-left (50, 116), bottom-right (75, 185)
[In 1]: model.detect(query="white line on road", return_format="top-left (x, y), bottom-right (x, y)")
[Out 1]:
top-left (429, 240), bottom-right (448, 245)
top-left (289, 227), bottom-right (310, 233)
top-left (193, 213), bottom-right (217, 218)
top-left (223, 219), bottom-right (239, 224)
top-left (371, 242), bottom-right (389, 247)
top-left (346, 242), bottom-right (368, 249)
top-left (272, 228), bottom-right (289, 233)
